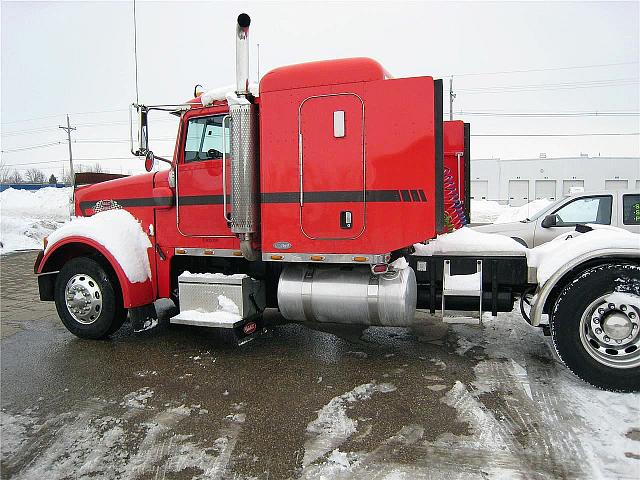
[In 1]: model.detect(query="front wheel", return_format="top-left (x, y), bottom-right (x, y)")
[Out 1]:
top-left (54, 257), bottom-right (127, 339)
top-left (551, 263), bottom-right (640, 392)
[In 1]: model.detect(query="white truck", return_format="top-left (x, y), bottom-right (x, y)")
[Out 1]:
top-left (473, 190), bottom-right (640, 247)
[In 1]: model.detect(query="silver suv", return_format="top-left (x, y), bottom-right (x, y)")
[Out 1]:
top-left (472, 191), bottom-right (640, 247)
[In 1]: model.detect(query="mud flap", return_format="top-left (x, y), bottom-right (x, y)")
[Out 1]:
top-left (130, 303), bottom-right (159, 332)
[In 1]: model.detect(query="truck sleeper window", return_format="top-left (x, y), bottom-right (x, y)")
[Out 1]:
top-left (184, 115), bottom-right (229, 163)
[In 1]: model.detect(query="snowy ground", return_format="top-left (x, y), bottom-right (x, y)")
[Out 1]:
top-left (0, 187), bottom-right (72, 254)
top-left (1, 248), bottom-right (638, 480)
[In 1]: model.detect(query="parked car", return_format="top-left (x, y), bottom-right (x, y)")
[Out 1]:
top-left (472, 190), bottom-right (640, 247)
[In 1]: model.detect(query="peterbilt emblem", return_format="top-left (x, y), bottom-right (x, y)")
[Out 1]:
top-left (93, 199), bottom-right (122, 213)
top-left (273, 241), bottom-right (292, 250)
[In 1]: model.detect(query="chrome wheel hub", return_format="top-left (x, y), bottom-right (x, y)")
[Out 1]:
top-left (580, 292), bottom-right (640, 369)
top-left (65, 274), bottom-right (103, 325)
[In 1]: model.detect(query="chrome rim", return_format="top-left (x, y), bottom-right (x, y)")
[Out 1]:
top-left (64, 274), bottom-right (103, 325)
top-left (579, 292), bottom-right (640, 369)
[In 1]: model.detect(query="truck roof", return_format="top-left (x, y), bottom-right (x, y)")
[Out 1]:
top-left (259, 57), bottom-right (389, 93)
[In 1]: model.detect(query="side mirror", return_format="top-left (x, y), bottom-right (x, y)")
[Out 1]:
top-left (130, 104), bottom-right (149, 156)
top-left (541, 214), bottom-right (558, 228)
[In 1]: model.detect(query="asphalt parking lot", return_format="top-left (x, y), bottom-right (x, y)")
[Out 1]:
top-left (1, 250), bottom-right (639, 479)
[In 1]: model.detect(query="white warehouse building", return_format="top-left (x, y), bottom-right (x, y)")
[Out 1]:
top-left (470, 155), bottom-right (640, 206)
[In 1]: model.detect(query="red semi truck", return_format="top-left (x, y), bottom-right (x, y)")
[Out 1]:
top-left (34, 14), bottom-right (639, 392)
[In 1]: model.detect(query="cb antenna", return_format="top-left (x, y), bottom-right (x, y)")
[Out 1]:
top-left (132, 0), bottom-right (140, 104)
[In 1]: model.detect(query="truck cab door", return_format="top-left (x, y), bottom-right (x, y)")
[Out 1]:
top-left (176, 113), bottom-right (234, 237)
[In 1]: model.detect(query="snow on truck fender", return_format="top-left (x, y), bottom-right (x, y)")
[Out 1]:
top-left (36, 209), bottom-right (154, 308)
top-left (529, 228), bottom-right (640, 327)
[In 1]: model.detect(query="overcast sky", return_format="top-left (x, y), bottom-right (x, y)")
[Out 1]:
top-left (1, 0), bottom-right (638, 178)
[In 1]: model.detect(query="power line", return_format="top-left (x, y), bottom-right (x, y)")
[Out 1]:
top-left (1, 142), bottom-right (62, 153)
top-left (447, 110), bottom-right (640, 117)
top-left (457, 78), bottom-right (639, 94)
top-left (444, 61), bottom-right (639, 78)
top-left (1, 109), bottom-right (127, 126)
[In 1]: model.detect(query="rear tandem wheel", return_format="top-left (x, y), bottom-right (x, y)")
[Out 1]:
top-left (550, 262), bottom-right (640, 392)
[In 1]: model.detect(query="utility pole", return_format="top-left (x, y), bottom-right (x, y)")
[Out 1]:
top-left (449, 76), bottom-right (456, 120)
top-left (59, 115), bottom-right (76, 187)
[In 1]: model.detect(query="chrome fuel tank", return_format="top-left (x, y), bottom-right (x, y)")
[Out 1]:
top-left (277, 264), bottom-right (417, 326)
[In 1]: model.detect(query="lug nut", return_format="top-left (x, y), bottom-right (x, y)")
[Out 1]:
top-left (629, 312), bottom-right (637, 319)
top-left (616, 339), bottom-right (622, 344)
top-left (595, 328), bottom-right (602, 334)
top-left (593, 317), bottom-right (600, 324)
top-left (598, 308), bottom-right (605, 315)
top-left (604, 335), bottom-right (610, 342)
top-left (621, 305), bottom-right (627, 312)
top-left (608, 303), bottom-right (615, 310)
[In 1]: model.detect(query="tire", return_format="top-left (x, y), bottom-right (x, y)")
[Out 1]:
top-left (550, 262), bottom-right (640, 392)
top-left (54, 257), bottom-right (127, 339)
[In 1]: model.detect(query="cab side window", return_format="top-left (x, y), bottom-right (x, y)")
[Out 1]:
top-left (553, 195), bottom-right (612, 226)
top-left (184, 115), bottom-right (229, 163)
top-left (622, 194), bottom-right (640, 225)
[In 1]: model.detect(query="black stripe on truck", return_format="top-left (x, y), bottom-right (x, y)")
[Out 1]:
top-left (79, 189), bottom-right (430, 215)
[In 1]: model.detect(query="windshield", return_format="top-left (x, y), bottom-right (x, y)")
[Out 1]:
top-left (524, 197), bottom-right (564, 222)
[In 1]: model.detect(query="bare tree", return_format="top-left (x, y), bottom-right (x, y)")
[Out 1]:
top-left (6, 169), bottom-right (23, 184)
top-left (24, 168), bottom-right (46, 184)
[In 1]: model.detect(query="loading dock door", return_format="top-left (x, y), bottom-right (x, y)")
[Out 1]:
top-left (563, 180), bottom-right (584, 195)
top-left (535, 180), bottom-right (556, 200)
top-left (605, 179), bottom-right (629, 191)
top-left (471, 180), bottom-right (488, 200)
top-left (508, 180), bottom-right (529, 206)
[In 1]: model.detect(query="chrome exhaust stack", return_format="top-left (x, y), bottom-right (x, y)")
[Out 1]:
top-left (230, 13), bottom-right (259, 260)
top-left (235, 13), bottom-right (251, 96)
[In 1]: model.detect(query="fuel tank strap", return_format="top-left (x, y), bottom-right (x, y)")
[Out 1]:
top-left (301, 269), bottom-right (316, 323)
top-left (367, 274), bottom-right (380, 325)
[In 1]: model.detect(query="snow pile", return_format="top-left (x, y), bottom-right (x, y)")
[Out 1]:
top-left (180, 271), bottom-right (248, 280)
top-left (527, 226), bottom-right (639, 285)
top-left (470, 198), bottom-right (553, 224)
top-left (178, 295), bottom-right (242, 325)
top-left (200, 83), bottom-right (260, 106)
top-left (470, 200), bottom-right (510, 224)
top-left (45, 209), bottom-right (152, 283)
top-left (414, 227), bottom-right (526, 255)
top-left (493, 198), bottom-right (552, 224)
top-left (0, 187), bottom-right (71, 254)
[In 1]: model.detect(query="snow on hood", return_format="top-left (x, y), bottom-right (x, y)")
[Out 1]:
top-left (45, 209), bottom-right (152, 283)
top-left (528, 227), bottom-right (639, 285)
top-left (414, 227), bottom-right (526, 256)
top-left (200, 83), bottom-right (259, 107)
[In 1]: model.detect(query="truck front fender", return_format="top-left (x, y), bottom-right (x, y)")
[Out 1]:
top-left (530, 247), bottom-right (639, 326)
top-left (36, 236), bottom-right (154, 308)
